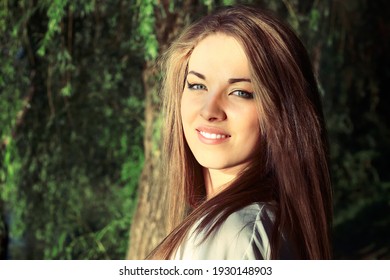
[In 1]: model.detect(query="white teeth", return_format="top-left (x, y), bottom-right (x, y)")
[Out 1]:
top-left (199, 131), bottom-right (228, 139)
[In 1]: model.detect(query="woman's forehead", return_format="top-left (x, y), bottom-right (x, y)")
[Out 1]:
top-left (187, 33), bottom-right (250, 79)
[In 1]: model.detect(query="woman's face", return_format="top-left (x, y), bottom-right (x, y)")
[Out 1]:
top-left (181, 33), bottom-right (260, 175)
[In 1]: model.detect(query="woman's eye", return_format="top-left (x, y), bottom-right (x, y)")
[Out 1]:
top-left (187, 82), bottom-right (207, 90)
top-left (231, 90), bottom-right (254, 99)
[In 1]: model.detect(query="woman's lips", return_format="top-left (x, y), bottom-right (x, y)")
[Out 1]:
top-left (196, 127), bottom-right (231, 144)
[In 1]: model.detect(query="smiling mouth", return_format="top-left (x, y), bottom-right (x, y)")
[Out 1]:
top-left (198, 130), bottom-right (231, 139)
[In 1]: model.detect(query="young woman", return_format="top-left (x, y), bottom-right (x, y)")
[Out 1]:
top-left (148, 5), bottom-right (332, 260)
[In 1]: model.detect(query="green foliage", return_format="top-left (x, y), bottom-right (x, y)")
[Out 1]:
top-left (37, 0), bottom-right (69, 56)
top-left (1, 0), bottom-right (144, 259)
top-left (222, 0), bottom-right (236, 6)
top-left (0, 3), bottom-right (31, 249)
top-left (1, 140), bottom-right (25, 241)
top-left (135, 0), bottom-right (159, 61)
top-left (284, 0), bottom-right (390, 259)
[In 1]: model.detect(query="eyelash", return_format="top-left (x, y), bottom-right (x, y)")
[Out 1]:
top-left (187, 82), bottom-right (253, 100)
top-left (231, 90), bottom-right (253, 99)
top-left (187, 82), bottom-right (206, 90)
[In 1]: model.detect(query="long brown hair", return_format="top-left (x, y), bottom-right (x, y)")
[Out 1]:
top-left (149, 5), bottom-right (332, 259)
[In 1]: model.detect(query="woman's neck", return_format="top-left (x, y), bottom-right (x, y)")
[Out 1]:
top-left (203, 166), bottom-right (243, 199)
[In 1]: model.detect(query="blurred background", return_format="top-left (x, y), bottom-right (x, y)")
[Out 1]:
top-left (0, 0), bottom-right (389, 260)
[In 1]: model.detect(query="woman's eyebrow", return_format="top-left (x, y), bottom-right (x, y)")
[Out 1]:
top-left (188, 70), bottom-right (206, 80)
top-left (228, 78), bottom-right (251, 84)
top-left (188, 70), bottom-right (251, 84)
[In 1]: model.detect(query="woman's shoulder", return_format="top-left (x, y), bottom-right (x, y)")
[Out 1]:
top-left (217, 203), bottom-right (275, 259)
top-left (174, 203), bottom-right (275, 260)
top-left (224, 203), bottom-right (275, 230)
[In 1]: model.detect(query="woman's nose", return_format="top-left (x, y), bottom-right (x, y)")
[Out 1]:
top-left (200, 93), bottom-right (227, 122)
